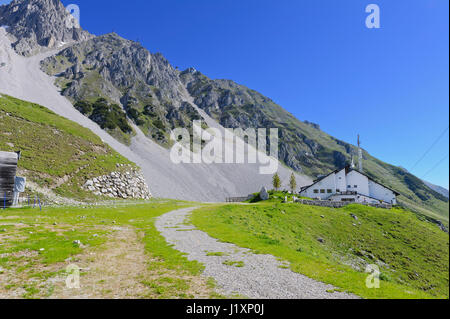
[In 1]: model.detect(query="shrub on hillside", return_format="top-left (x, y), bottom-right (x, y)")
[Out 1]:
top-left (74, 98), bottom-right (132, 134)
top-left (74, 100), bottom-right (93, 115)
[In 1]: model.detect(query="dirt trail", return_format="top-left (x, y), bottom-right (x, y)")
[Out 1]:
top-left (47, 226), bottom-right (213, 299)
top-left (51, 227), bottom-right (150, 299)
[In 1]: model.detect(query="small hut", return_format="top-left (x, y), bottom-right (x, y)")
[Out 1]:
top-left (0, 151), bottom-right (20, 207)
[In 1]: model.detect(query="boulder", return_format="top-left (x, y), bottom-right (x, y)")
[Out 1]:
top-left (260, 187), bottom-right (269, 201)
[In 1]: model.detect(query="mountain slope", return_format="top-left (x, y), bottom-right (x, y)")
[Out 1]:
top-left (1, 26), bottom-right (309, 202)
top-left (0, 0), bottom-right (448, 221)
top-left (40, 32), bottom-right (201, 146)
top-left (0, 93), bottom-right (133, 201)
top-left (423, 180), bottom-right (449, 199)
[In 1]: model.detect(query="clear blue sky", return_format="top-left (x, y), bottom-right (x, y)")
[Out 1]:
top-left (2, 0), bottom-right (449, 189)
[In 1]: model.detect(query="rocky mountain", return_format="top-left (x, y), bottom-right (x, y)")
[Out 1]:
top-left (41, 32), bottom-right (203, 145)
top-left (1, 0), bottom-right (448, 221)
top-left (423, 181), bottom-right (449, 199)
top-left (0, 0), bottom-right (91, 56)
top-left (1, 22), bottom-right (309, 203)
top-left (180, 69), bottom-right (352, 175)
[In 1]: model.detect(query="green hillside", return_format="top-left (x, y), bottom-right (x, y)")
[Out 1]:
top-left (0, 94), bottom-right (133, 201)
top-left (192, 202), bottom-right (449, 299)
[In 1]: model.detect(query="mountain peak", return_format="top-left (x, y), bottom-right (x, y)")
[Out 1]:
top-left (0, 0), bottom-right (91, 56)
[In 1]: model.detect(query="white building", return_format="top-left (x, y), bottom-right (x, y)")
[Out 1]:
top-left (299, 166), bottom-right (399, 205)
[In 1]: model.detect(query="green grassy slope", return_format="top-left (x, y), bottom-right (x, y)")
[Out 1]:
top-left (192, 203), bottom-right (449, 299)
top-left (0, 94), bottom-right (133, 201)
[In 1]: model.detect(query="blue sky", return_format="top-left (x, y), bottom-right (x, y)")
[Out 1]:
top-left (2, 0), bottom-right (449, 189)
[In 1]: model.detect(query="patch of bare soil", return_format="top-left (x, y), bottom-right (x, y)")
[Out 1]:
top-left (49, 227), bottom-right (212, 299)
top-left (48, 227), bottom-right (148, 299)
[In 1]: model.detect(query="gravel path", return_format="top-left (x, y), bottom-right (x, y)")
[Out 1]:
top-left (156, 207), bottom-right (358, 299)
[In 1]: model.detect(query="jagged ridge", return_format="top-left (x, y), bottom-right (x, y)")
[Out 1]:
top-left (41, 32), bottom-right (203, 145)
top-left (0, 0), bottom-right (91, 56)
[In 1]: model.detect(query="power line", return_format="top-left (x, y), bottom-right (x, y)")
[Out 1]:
top-left (422, 154), bottom-right (449, 179)
top-left (410, 126), bottom-right (449, 171)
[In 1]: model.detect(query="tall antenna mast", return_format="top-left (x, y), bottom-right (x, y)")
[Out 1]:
top-left (358, 134), bottom-right (363, 172)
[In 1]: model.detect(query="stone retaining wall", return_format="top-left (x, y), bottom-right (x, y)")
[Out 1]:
top-left (83, 165), bottom-right (151, 199)
top-left (295, 199), bottom-right (392, 209)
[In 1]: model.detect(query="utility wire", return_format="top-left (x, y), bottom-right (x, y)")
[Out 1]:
top-left (422, 154), bottom-right (449, 179)
top-left (410, 126), bottom-right (449, 171)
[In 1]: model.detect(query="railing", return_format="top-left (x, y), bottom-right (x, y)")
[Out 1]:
top-left (226, 196), bottom-right (250, 203)
top-left (296, 199), bottom-right (349, 208)
top-left (0, 193), bottom-right (44, 210)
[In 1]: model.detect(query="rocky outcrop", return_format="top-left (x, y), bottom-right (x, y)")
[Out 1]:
top-left (41, 32), bottom-right (203, 145)
top-left (304, 121), bottom-right (321, 130)
top-left (83, 165), bottom-right (151, 199)
top-left (0, 0), bottom-right (92, 56)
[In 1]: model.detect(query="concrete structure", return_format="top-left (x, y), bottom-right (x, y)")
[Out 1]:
top-left (299, 166), bottom-right (399, 205)
top-left (13, 176), bottom-right (26, 206)
top-left (0, 151), bottom-right (20, 207)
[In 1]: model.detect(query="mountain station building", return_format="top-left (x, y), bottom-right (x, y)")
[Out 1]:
top-left (299, 166), bottom-right (399, 205)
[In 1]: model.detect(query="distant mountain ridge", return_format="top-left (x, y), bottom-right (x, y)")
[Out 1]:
top-left (1, 0), bottom-right (448, 221)
top-left (423, 181), bottom-right (449, 199)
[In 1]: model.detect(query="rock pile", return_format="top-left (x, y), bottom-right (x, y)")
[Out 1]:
top-left (83, 165), bottom-right (151, 199)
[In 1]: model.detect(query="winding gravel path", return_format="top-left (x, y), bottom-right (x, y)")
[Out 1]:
top-left (156, 207), bottom-right (358, 299)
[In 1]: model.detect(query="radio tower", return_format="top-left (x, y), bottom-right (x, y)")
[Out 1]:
top-left (358, 134), bottom-right (363, 172)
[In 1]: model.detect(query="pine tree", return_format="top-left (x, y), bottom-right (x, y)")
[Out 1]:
top-left (272, 173), bottom-right (281, 191)
top-left (289, 173), bottom-right (297, 194)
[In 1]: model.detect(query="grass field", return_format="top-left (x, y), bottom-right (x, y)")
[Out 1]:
top-left (191, 202), bottom-right (449, 299)
top-left (1, 198), bottom-right (448, 299)
top-left (0, 200), bottom-right (220, 299)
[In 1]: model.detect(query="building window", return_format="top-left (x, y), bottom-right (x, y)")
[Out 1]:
top-left (348, 185), bottom-right (351, 188)
top-left (327, 189), bottom-right (332, 193)
top-left (320, 189), bottom-right (325, 194)
top-left (336, 189), bottom-right (340, 193)
top-left (354, 185), bottom-right (358, 188)
top-left (313, 190), bottom-right (319, 194)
